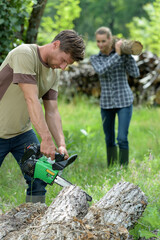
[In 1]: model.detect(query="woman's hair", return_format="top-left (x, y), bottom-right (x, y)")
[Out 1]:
top-left (52, 30), bottom-right (85, 61)
top-left (95, 27), bottom-right (112, 38)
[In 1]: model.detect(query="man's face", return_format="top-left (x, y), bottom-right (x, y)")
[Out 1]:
top-left (47, 41), bottom-right (74, 70)
top-left (96, 33), bottom-right (112, 54)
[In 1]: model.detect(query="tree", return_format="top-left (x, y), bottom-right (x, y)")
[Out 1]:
top-left (37, 0), bottom-right (81, 44)
top-left (25, 0), bottom-right (48, 43)
top-left (126, 0), bottom-right (160, 55)
top-left (0, 0), bottom-right (31, 63)
top-left (0, 0), bottom-right (47, 63)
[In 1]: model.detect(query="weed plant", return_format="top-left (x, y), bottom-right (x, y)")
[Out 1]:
top-left (0, 95), bottom-right (160, 239)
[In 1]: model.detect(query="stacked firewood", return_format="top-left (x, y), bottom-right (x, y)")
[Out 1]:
top-left (129, 51), bottom-right (160, 105)
top-left (59, 51), bottom-right (160, 105)
top-left (59, 60), bottom-right (101, 99)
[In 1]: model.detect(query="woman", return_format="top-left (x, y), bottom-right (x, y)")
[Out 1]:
top-left (90, 27), bottom-right (140, 166)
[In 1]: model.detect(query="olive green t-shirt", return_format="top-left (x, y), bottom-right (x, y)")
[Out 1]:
top-left (0, 44), bottom-right (59, 139)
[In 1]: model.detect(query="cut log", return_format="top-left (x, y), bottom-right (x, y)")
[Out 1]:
top-left (112, 36), bottom-right (143, 55)
top-left (84, 181), bottom-right (147, 230)
top-left (155, 86), bottom-right (160, 104)
top-left (0, 182), bottom-right (147, 240)
top-left (0, 202), bottom-right (47, 240)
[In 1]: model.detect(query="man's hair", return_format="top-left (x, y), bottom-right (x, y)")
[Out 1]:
top-left (95, 27), bottom-right (112, 39)
top-left (52, 30), bottom-right (85, 61)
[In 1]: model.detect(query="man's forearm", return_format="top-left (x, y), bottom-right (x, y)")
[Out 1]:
top-left (27, 98), bottom-right (52, 141)
top-left (43, 100), bottom-right (66, 148)
top-left (19, 83), bottom-right (57, 159)
top-left (45, 109), bottom-right (66, 148)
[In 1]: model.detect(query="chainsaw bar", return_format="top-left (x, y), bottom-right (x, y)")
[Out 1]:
top-left (55, 176), bottom-right (92, 202)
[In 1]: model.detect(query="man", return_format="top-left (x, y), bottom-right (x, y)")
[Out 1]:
top-left (90, 27), bottom-right (140, 167)
top-left (0, 30), bottom-right (85, 203)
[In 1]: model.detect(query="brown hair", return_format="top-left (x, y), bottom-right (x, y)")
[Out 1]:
top-left (95, 27), bottom-right (112, 39)
top-left (52, 30), bottom-right (85, 61)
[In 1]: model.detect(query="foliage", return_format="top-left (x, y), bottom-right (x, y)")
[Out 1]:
top-left (1, 96), bottom-right (160, 239)
top-left (0, 0), bottom-right (158, 62)
top-left (37, 0), bottom-right (81, 44)
top-left (73, 0), bottom-right (154, 41)
top-left (130, 206), bottom-right (160, 239)
top-left (84, 41), bottom-right (98, 58)
top-left (0, 0), bottom-right (33, 63)
top-left (127, 0), bottom-right (160, 55)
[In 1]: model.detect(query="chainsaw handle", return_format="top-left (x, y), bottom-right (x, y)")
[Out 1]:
top-left (52, 154), bottom-right (77, 170)
top-left (55, 152), bottom-right (65, 162)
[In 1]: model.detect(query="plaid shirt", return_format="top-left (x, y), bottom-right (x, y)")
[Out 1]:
top-left (90, 51), bottom-right (140, 109)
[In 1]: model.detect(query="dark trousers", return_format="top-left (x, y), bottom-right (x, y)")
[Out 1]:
top-left (0, 130), bottom-right (47, 196)
top-left (101, 105), bottom-right (133, 165)
top-left (101, 104), bottom-right (133, 149)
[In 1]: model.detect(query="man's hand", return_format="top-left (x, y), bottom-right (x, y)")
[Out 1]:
top-left (40, 138), bottom-right (57, 160)
top-left (58, 146), bottom-right (69, 159)
top-left (115, 40), bottom-right (123, 55)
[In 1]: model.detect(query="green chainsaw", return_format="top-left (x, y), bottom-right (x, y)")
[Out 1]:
top-left (21, 143), bottom-right (92, 202)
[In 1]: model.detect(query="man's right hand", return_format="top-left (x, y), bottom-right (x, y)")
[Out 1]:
top-left (40, 138), bottom-right (57, 160)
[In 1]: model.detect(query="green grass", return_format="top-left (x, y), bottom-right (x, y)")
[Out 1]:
top-left (0, 95), bottom-right (160, 238)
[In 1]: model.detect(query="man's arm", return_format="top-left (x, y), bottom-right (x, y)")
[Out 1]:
top-left (43, 99), bottom-right (69, 159)
top-left (19, 83), bottom-right (57, 159)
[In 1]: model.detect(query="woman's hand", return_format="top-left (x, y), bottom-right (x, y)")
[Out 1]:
top-left (115, 40), bottom-right (123, 55)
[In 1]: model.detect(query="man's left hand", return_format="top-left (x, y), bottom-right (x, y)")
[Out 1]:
top-left (58, 146), bottom-right (69, 159)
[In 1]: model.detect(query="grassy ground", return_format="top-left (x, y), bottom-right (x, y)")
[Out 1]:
top-left (0, 96), bottom-right (160, 239)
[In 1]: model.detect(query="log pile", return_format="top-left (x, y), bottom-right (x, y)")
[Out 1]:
top-left (0, 182), bottom-right (148, 240)
top-left (59, 51), bottom-right (160, 105)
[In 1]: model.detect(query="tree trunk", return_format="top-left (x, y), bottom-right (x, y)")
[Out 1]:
top-left (25, 0), bottom-right (48, 43)
top-left (112, 36), bottom-right (143, 55)
top-left (0, 182), bottom-right (147, 240)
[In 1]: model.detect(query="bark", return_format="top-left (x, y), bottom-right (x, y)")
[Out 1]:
top-left (155, 85), bottom-right (160, 104)
top-left (112, 36), bottom-right (143, 55)
top-left (0, 182), bottom-right (148, 240)
top-left (25, 0), bottom-right (48, 43)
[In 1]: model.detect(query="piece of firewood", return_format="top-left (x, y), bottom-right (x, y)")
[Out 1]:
top-left (112, 36), bottom-right (143, 55)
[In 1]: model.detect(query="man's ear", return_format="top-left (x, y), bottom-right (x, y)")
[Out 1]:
top-left (52, 40), bottom-right (60, 49)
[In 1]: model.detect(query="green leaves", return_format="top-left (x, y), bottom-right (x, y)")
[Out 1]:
top-left (0, 0), bottom-right (31, 63)
top-left (130, 206), bottom-right (160, 239)
top-left (127, 0), bottom-right (160, 55)
top-left (37, 0), bottom-right (81, 44)
top-left (139, 229), bottom-right (159, 239)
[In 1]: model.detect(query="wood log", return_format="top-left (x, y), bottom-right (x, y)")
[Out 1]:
top-left (112, 36), bottom-right (143, 55)
top-left (0, 182), bottom-right (147, 240)
top-left (155, 86), bottom-right (160, 104)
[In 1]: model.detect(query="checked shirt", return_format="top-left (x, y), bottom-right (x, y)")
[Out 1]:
top-left (90, 51), bottom-right (140, 109)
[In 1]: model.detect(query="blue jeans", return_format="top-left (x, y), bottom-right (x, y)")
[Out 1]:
top-left (0, 130), bottom-right (47, 196)
top-left (101, 104), bottom-right (133, 149)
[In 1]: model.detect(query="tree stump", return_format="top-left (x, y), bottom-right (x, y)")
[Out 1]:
top-left (0, 182), bottom-right (148, 240)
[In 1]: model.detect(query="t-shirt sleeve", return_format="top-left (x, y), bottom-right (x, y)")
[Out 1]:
top-left (10, 52), bottom-right (37, 84)
top-left (42, 89), bottom-right (58, 100)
